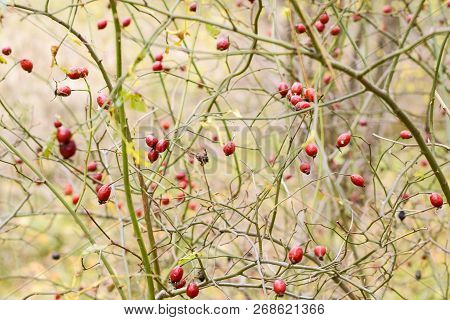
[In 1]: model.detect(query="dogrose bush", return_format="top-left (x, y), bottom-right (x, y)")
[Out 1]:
top-left (0, 0), bottom-right (448, 300)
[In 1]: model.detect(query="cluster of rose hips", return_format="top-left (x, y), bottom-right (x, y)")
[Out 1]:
top-left (54, 120), bottom-right (77, 159)
top-left (145, 134), bottom-right (170, 163)
top-left (169, 266), bottom-right (200, 299)
top-left (152, 52), bottom-right (164, 72)
top-left (278, 81), bottom-right (315, 111)
top-left (97, 17), bottom-right (132, 30)
top-left (294, 11), bottom-right (341, 36)
top-left (272, 244), bottom-right (327, 297)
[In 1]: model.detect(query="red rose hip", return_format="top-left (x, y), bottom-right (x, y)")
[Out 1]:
top-left (273, 279), bottom-right (286, 297)
top-left (295, 23), bottom-right (306, 34)
top-left (223, 141), bottom-right (236, 156)
top-left (299, 163), bottom-right (311, 175)
top-left (314, 245), bottom-right (326, 260)
top-left (59, 139), bottom-right (76, 159)
top-left (278, 82), bottom-right (289, 97)
top-left (169, 266), bottom-right (184, 283)
top-left (288, 246), bottom-right (303, 264)
top-left (216, 36), bottom-right (230, 51)
top-left (57, 127), bottom-right (72, 143)
top-left (20, 59), bottom-right (33, 73)
top-left (145, 135), bottom-right (159, 148)
top-left (350, 174), bottom-right (365, 187)
top-left (305, 143), bottom-right (318, 158)
top-left (186, 282), bottom-right (199, 299)
top-left (97, 19), bottom-right (107, 30)
top-left (148, 149), bottom-right (159, 163)
top-left (56, 86), bottom-right (71, 97)
top-left (2, 46), bottom-right (11, 55)
top-left (336, 132), bottom-right (351, 148)
top-left (155, 139), bottom-right (169, 153)
top-left (97, 184), bottom-right (111, 204)
top-left (429, 193), bottom-right (443, 208)
top-left (400, 130), bottom-right (412, 139)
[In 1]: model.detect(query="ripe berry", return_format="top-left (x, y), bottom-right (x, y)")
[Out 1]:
top-left (290, 95), bottom-right (302, 106)
top-left (56, 86), bottom-right (71, 97)
top-left (155, 139), bottom-right (169, 152)
top-left (400, 130), bottom-right (412, 139)
top-left (67, 67), bottom-right (88, 79)
top-left (304, 143), bottom-right (318, 158)
top-left (314, 246), bottom-right (326, 260)
top-left (278, 82), bottom-right (289, 97)
top-left (359, 118), bottom-right (368, 127)
top-left (92, 172), bottom-right (103, 183)
top-left (95, 183), bottom-right (102, 193)
top-left (336, 132), bottom-right (351, 148)
top-left (122, 17), bottom-right (131, 27)
top-left (330, 25), bottom-right (341, 36)
top-left (352, 12), bottom-right (361, 21)
top-left (299, 162), bottom-right (311, 175)
top-left (174, 278), bottom-right (186, 289)
top-left (152, 61), bottom-right (163, 72)
top-left (145, 135), bottom-right (159, 148)
top-left (178, 180), bottom-right (188, 189)
top-left (273, 279), bottom-right (286, 297)
top-left (223, 141), bottom-right (236, 156)
top-left (79, 67), bottom-right (88, 78)
top-left (20, 59), bottom-right (33, 73)
top-left (315, 21), bottom-right (325, 33)
top-left (291, 82), bottom-right (303, 95)
top-left (188, 202), bottom-right (197, 210)
top-left (288, 246), bottom-right (303, 264)
top-left (161, 120), bottom-right (170, 130)
top-left (64, 183), bottom-right (73, 195)
top-left (295, 23), bottom-right (306, 34)
top-left (169, 266), bottom-right (184, 283)
top-left (2, 46), bottom-right (11, 55)
top-left (87, 161), bottom-right (97, 172)
top-left (59, 139), bottom-right (76, 159)
top-left (350, 174), bottom-right (365, 187)
top-left (97, 19), bottom-right (108, 30)
top-left (383, 5), bottom-right (392, 14)
top-left (97, 184), bottom-right (111, 204)
top-left (176, 172), bottom-right (187, 181)
top-left (295, 101), bottom-right (310, 111)
top-left (429, 192), bottom-right (443, 208)
top-left (51, 252), bottom-right (60, 260)
top-left (323, 74), bottom-right (331, 85)
top-left (319, 12), bottom-right (329, 24)
top-left (53, 119), bottom-right (62, 128)
top-left (186, 282), bottom-right (199, 299)
top-left (161, 196), bottom-right (170, 205)
top-left (56, 127), bottom-right (72, 143)
top-left (148, 149), bottom-right (159, 163)
top-left (72, 194), bottom-right (80, 205)
top-left (136, 208), bottom-right (143, 218)
top-left (176, 192), bottom-right (186, 202)
top-left (304, 88), bottom-right (315, 102)
top-left (96, 94), bottom-right (111, 109)
top-left (189, 2), bottom-right (197, 12)
top-left (216, 36), bottom-right (230, 51)
top-left (67, 68), bottom-right (81, 80)
top-left (154, 53), bottom-right (164, 62)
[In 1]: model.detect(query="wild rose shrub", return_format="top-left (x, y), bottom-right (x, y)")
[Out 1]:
top-left (0, 0), bottom-right (448, 300)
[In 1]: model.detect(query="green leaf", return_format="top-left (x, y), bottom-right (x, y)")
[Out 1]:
top-left (205, 24), bottom-right (220, 38)
top-left (178, 251), bottom-right (203, 265)
top-left (42, 133), bottom-right (56, 158)
top-left (124, 91), bottom-right (147, 112)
